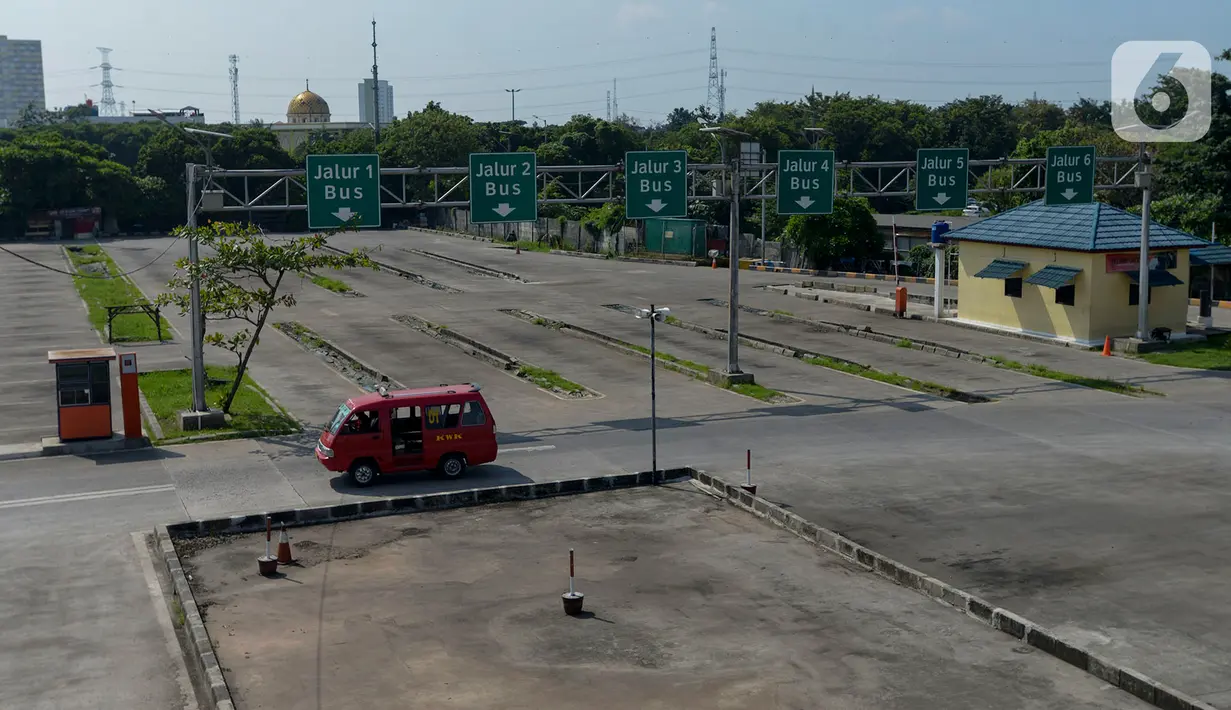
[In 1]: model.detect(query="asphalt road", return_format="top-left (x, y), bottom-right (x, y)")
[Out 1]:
top-left (0, 230), bottom-right (1228, 708)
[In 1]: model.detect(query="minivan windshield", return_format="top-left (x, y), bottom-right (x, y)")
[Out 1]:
top-left (326, 404), bottom-right (352, 435)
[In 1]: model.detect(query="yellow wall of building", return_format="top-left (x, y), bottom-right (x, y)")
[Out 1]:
top-left (957, 241), bottom-right (1093, 341)
top-left (1088, 249), bottom-right (1190, 338)
top-left (957, 241), bottom-right (1191, 344)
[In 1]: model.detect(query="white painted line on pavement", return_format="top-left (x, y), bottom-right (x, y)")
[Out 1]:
top-left (0, 484), bottom-right (176, 511)
top-left (500, 445), bottom-right (557, 453)
top-left (131, 532), bottom-right (199, 710)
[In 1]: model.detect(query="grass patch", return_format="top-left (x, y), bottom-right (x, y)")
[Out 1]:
top-left (275, 321), bottom-right (327, 349)
top-left (501, 240), bottom-right (554, 253)
top-left (1139, 333), bottom-right (1231, 370)
top-left (624, 342), bottom-right (710, 372)
top-left (65, 244), bottom-right (173, 342)
top-left (516, 364), bottom-right (587, 394)
top-left (725, 381), bottom-right (785, 402)
top-left (170, 598), bottom-right (185, 628)
top-left (986, 355), bottom-right (1155, 396)
top-left (664, 315), bottom-right (680, 325)
top-left (895, 338), bottom-right (914, 349)
top-left (304, 272), bottom-right (356, 295)
top-left (771, 309), bottom-right (794, 317)
top-left (802, 354), bottom-right (984, 402)
top-left (139, 364), bottom-right (300, 441)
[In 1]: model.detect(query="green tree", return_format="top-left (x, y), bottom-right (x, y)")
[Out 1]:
top-left (782, 196), bottom-right (881, 269)
top-left (938, 95), bottom-right (1018, 158)
top-left (157, 222), bottom-right (375, 414)
top-left (0, 132), bottom-right (141, 223)
top-left (379, 102), bottom-right (479, 168)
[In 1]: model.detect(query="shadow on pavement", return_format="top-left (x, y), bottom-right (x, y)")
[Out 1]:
top-left (83, 447), bottom-right (187, 465)
top-left (327, 463), bottom-right (533, 497)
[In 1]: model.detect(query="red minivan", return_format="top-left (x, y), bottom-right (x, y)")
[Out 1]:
top-left (315, 383), bottom-right (498, 487)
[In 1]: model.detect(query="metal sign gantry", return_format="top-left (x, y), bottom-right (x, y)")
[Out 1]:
top-left (192, 155), bottom-right (1142, 214)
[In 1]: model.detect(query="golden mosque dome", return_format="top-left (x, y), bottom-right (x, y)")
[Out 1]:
top-left (285, 82), bottom-right (329, 122)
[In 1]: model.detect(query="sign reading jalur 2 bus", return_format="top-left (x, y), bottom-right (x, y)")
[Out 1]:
top-left (625, 150), bottom-right (688, 219)
top-left (1045, 146), bottom-right (1096, 206)
top-left (777, 150), bottom-right (836, 215)
top-left (915, 148), bottom-right (969, 211)
top-left (469, 152), bottom-right (537, 224)
top-left (306, 154), bottom-right (382, 230)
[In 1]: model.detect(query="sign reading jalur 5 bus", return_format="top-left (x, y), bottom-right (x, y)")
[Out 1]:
top-left (915, 148), bottom-right (969, 211)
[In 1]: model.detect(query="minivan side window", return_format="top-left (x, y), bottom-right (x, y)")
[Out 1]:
top-left (425, 403), bottom-right (462, 430)
top-left (461, 400), bottom-right (486, 426)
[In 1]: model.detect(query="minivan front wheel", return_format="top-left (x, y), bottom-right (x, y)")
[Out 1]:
top-left (349, 460), bottom-right (378, 487)
top-left (437, 453), bottom-right (467, 479)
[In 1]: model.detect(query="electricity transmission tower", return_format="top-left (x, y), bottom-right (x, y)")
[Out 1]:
top-left (611, 79), bottom-right (619, 122)
top-left (228, 55), bottom-right (240, 124)
top-left (606, 91), bottom-right (612, 121)
top-left (706, 27), bottom-right (721, 118)
top-left (92, 47), bottom-right (118, 116)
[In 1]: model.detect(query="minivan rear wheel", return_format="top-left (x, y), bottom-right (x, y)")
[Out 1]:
top-left (349, 460), bottom-right (378, 487)
top-left (437, 453), bottom-right (466, 479)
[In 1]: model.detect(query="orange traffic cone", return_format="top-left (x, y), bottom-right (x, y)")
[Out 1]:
top-left (711, 256), bottom-right (717, 269)
top-left (516, 244), bottom-right (521, 255)
top-left (1102, 336), bottom-right (1113, 357)
top-left (276, 525), bottom-right (294, 565)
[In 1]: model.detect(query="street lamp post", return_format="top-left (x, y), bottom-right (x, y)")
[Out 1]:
top-left (701, 125), bottom-right (751, 375)
top-left (636, 305), bottom-right (670, 474)
top-left (1135, 142), bottom-right (1153, 340)
top-left (153, 112), bottom-right (232, 416)
top-left (505, 88), bottom-right (521, 122)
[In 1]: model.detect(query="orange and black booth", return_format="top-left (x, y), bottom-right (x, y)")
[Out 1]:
top-left (48, 348), bottom-right (143, 442)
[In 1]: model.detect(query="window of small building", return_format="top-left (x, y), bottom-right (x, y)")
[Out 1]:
top-left (1055, 284), bottom-right (1076, 306)
top-left (1128, 287), bottom-right (1152, 306)
top-left (1004, 277), bottom-right (1023, 298)
top-left (56, 361), bottom-right (112, 407)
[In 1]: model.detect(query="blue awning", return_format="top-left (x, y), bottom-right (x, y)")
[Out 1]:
top-left (974, 259), bottom-right (1027, 279)
top-left (1125, 269), bottom-right (1184, 287)
top-left (1025, 265), bottom-right (1082, 289)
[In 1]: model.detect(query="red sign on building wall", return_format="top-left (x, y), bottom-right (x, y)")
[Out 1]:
top-left (1105, 251), bottom-right (1178, 273)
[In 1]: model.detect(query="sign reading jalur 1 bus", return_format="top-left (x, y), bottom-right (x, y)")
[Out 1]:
top-left (306, 154), bottom-right (382, 230)
top-left (469, 152), bottom-right (538, 224)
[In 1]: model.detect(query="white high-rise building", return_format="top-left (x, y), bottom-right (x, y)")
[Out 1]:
top-left (358, 79), bottom-right (393, 125)
top-left (0, 36), bottom-right (45, 127)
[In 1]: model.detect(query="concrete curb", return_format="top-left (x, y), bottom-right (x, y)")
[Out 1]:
top-left (663, 316), bottom-right (990, 404)
top-left (321, 246), bottom-right (462, 293)
top-left (165, 469), bottom-right (693, 539)
top-left (155, 528), bottom-right (236, 710)
top-left (137, 388), bottom-right (165, 440)
top-left (547, 250), bottom-right (698, 267)
top-left (1190, 297), bottom-right (1231, 310)
top-left (690, 471), bottom-right (1218, 710)
top-left (749, 264), bottom-right (940, 284)
top-left (401, 247), bottom-right (525, 281)
top-left (392, 314), bottom-right (520, 371)
top-left (274, 322), bottom-right (406, 390)
top-left (504, 309), bottom-right (756, 389)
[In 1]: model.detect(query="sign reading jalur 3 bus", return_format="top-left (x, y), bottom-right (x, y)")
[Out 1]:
top-left (625, 150), bottom-right (688, 219)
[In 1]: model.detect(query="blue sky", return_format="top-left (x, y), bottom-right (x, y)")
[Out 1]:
top-left (3, 0), bottom-right (1228, 125)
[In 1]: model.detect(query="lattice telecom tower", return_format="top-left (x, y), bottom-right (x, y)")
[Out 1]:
top-left (706, 27), bottom-right (721, 117)
top-left (606, 90), bottom-right (612, 121)
top-left (93, 47), bottom-right (117, 117)
top-left (611, 78), bottom-right (619, 121)
top-left (229, 55), bottom-right (240, 124)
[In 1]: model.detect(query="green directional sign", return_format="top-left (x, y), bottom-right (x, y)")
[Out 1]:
top-left (777, 149), bottom-right (835, 215)
top-left (306, 154), bottom-right (381, 230)
top-left (915, 148), bottom-right (969, 211)
top-left (625, 150), bottom-right (687, 219)
top-left (1045, 146), bottom-right (1096, 206)
top-left (469, 152), bottom-right (537, 224)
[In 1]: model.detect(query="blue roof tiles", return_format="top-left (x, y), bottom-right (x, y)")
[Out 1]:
top-left (944, 200), bottom-right (1209, 252)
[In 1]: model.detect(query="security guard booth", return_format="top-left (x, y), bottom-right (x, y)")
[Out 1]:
top-left (48, 348), bottom-right (117, 442)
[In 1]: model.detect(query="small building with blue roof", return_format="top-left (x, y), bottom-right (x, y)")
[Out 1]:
top-left (946, 199), bottom-right (1209, 347)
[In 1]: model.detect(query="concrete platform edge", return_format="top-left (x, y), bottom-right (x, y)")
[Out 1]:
top-left (154, 527), bottom-right (236, 710)
top-left (690, 470), bottom-right (1219, 710)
